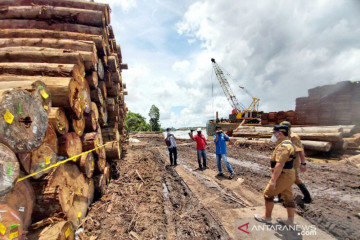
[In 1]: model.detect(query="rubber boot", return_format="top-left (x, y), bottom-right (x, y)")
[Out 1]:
top-left (298, 184), bottom-right (312, 203)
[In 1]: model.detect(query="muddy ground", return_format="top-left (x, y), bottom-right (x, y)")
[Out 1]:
top-left (84, 133), bottom-right (360, 240)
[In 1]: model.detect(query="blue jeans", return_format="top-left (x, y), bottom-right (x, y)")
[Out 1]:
top-left (197, 150), bottom-right (207, 168)
top-left (216, 154), bottom-right (234, 174)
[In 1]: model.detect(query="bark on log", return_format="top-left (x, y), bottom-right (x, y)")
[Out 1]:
top-left (0, 76), bottom-right (81, 118)
top-left (331, 140), bottom-right (349, 151)
top-left (0, 89), bottom-right (48, 153)
top-left (87, 178), bottom-right (94, 207)
top-left (98, 103), bottom-right (108, 127)
top-left (297, 132), bottom-right (343, 142)
top-left (0, 143), bottom-right (20, 195)
top-left (84, 111), bottom-right (97, 132)
top-left (86, 71), bottom-right (98, 89)
top-left (104, 141), bottom-right (121, 160)
top-left (1, 46), bottom-right (98, 72)
top-left (48, 107), bottom-right (69, 135)
top-left (77, 152), bottom-right (95, 179)
top-left (0, 5), bottom-right (105, 28)
top-left (0, 38), bottom-right (97, 54)
top-left (44, 77), bottom-right (84, 119)
top-left (90, 88), bottom-right (104, 105)
top-left (94, 147), bottom-right (106, 173)
top-left (80, 79), bottom-right (91, 114)
top-left (102, 127), bottom-right (120, 143)
top-left (18, 124), bottom-right (58, 179)
top-left (71, 115), bottom-right (85, 137)
top-left (0, 49), bottom-right (87, 72)
top-left (97, 58), bottom-right (105, 80)
top-left (108, 108), bottom-right (120, 122)
top-left (107, 82), bottom-right (120, 97)
top-left (91, 102), bottom-right (99, 121)
top-left (93, 174), bottom-right (106, 197)
top-left (81, 132), bottom-right (101, 154)
top-left (98, 81), bottom-right (107, 99)
top-left (110, 69), bottom-right (121, 84)
top-left (0, 29), bottom-right (106, 56)
top-left (104, 162), bottom-right (111, 184)
top-left (107, 55), bottom-right (119, 72)
top-left (31, 221), bottom-right (76, 240)
top-left (0, 63), bottom-right (85, 82)
top-left (58, 132), bottom-right (82, 158)
top-left (104, 70), bottom-right (113, 88)
top-left (0, 0), bottom-right (111, 25)
top-left (291, 126), bottom-right (343, 133)
top-left (0, 19), bottom-right (105, 36)
top-left (32, 163), bottom-right (90, 227)
top-left (0, 180), bottom-right (35, 240)
top-left (0, 79), bottom-right (52, 113)
top-left (301, 140), bottom-right (332, 152)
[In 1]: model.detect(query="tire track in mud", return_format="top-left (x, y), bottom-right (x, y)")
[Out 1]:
top-left (153, 148), bottom-right (231, 240)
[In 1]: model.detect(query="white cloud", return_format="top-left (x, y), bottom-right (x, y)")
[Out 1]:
top-left (172, 60), bottom-right (190, 71)
top-left (109, 0), bottom-right (360, 128)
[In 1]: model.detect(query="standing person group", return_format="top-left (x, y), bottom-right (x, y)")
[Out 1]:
top-left (165, 128), bottom-right (177, 166)
top-left (189, 128), bottom-right (208, 170)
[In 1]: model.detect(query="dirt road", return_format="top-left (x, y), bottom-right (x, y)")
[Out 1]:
top-left (84, 133), bottom-right (359, 240)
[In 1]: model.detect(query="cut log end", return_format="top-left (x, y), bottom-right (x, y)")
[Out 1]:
top-left (0, 89), bottom-right (48, 153)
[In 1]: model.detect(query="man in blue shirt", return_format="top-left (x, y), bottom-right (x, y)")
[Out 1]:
top-left (213, 126), bottom-right (235, 179)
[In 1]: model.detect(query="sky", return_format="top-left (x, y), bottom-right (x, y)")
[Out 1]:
top-left (97, 0), bottom-right (360, 128)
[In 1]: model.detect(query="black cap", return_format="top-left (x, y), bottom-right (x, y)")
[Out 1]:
top-left (272, 125), bottom-right (289, 136)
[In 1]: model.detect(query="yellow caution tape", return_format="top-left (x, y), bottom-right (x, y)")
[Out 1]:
top-left (16, 141), bottom-right (117, 182)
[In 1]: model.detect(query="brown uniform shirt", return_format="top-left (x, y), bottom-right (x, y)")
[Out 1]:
top-left (271, 138), bottom-right (296, 173)
top-left (290, 132), bottom-right (303, 166)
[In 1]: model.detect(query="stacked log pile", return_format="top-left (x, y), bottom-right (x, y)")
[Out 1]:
top-left (233, 125), bottom-right (360, 154)
top-left (260, 110), bottom-right (298, 125)
top-left (0, 0), bottom-right (128, 239)
top-left (295, 81), bottom-right (360, 125)
top-left (261, 81), bottom-right (360, 126)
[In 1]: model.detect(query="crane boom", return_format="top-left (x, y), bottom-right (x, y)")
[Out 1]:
top-left (211, 58), bottom-right (246, 112)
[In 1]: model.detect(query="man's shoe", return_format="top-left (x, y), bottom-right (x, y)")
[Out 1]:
top-left (216, 173), bottom-right (224, 177)
top-left (203, 166), bottom-right (208, 170)
top-left (229, 173), bottom-right (235, 179)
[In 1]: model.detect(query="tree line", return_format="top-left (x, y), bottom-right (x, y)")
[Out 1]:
top-left (125, 105), bottom-right (162, 132)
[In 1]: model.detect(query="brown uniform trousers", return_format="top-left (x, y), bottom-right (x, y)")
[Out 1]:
top-left (263, 138), bottom-right (296, 208)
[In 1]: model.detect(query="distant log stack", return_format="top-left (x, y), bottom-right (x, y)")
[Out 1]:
top-left (261, 81), bottom-right (360, 126)
top-left (233, 125), bottom-right (360, 154)
top-left (295, 81), bottom-right (360, 126)
top-left (0, 0), bottom-right (128, 236)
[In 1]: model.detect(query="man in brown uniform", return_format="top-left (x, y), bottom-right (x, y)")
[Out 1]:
top-left (254, 125), bottom-right (296, 226)
top-left (278, 121), bottom-right (312, 203)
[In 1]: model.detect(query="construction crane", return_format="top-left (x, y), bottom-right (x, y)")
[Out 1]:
top-left (211, 58), bottom-right (260, 121)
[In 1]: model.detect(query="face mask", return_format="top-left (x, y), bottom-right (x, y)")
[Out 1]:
top-left (270, 134), bottom-right (278, 143)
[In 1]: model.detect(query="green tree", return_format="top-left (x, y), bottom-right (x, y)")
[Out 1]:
top-left (125, 111), bottom-right (150, 132)
top-left (148, 105), bottom-right (161, 131)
